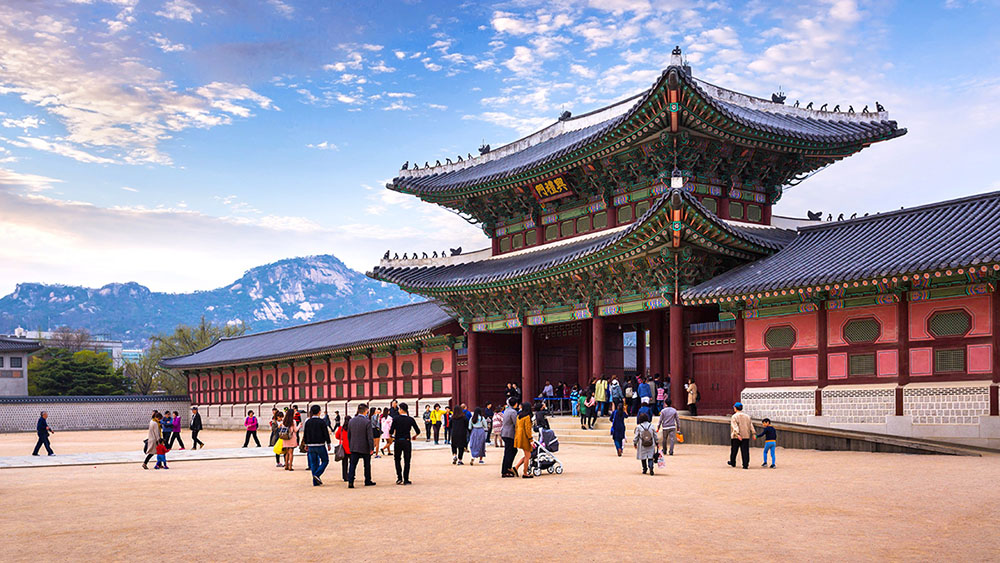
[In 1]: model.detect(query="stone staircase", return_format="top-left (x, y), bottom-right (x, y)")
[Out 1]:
top-left (547, 415), bottom-right (634, 447)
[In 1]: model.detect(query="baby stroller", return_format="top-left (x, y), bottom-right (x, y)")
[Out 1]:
top-left (529, 427), bottom-right (563, 476)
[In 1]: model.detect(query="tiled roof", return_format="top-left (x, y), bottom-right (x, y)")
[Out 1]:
top-left (370, 189), bottom-right (795, 291)
top-left (684, 190), bottom-right (1000, 300)
top-left (0, 336), bottom-right (42, 354)
top-left (393, 66), bottom-right (904, 195)
top-left (160, 301), bottom-right (456, 369)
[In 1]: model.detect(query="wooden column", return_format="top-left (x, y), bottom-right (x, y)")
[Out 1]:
top-left (816, 304), bottom-right (827, 416)
top-left (992, 289), bottom-right (999, 416)
top-left (345, 357), bottom-right (352, 402)
top-left (467, 330), bottom-right (480, 407)
top-left (649, 312), bottom-right (664, 379)
top-left (521, 323), bottom-right (535, 403)
top-left (368, 354), bottom-right (374, 401)
top-left (416, 347), bottom-right (423, 400)
top-left (591, 314), bottom-right (605, 381)
top-left (636, 323), bottom-right (647, 377)
top-left (670, 304), bottom-right (685, 409)
top-left (578, 319), bottom-right (591, 388)
top-left (896, 296), bottom-right (910, 416)
top-left (734, 313), bottom-right (746, 408)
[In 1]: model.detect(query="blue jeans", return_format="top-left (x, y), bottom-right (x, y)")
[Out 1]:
top-left (571, 402), bottom-right (578, 416)
top-left (763, 441), bottom-right (776, 465)
top-left (612, 437), bottom-right (623, 451)
top-left (308, 446), bottom-right (329, 478)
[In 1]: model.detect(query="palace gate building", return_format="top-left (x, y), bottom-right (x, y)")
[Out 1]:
top-left (165, 50), bottom-right (1000, 446)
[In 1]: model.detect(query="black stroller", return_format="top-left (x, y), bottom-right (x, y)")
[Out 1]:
top-left (529, 427), bottom-right (563, 476)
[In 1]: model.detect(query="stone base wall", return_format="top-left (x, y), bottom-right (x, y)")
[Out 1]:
top-left (196, 396), bottom-right (454, 430)
top-left (821, 385), bottom-right (896, 425)
top-left (739, 387), bottom-right (815, 424)
top-left (903, 383), bottom-right (990, 425)
top-left (0, 396), bottom-right (190, 433)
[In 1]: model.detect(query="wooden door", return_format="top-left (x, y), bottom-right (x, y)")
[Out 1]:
top-left (690, 351), bottom-right (734, 415)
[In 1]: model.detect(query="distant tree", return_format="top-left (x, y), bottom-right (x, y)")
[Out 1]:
top-left (28, 349), bottom-right (131, 396)
top-left (46, 326), bottom-right (92, 352)
top-left (147, 317), bottom-right (249, 395)
top-left (122, 354), bottom-right (160, 395)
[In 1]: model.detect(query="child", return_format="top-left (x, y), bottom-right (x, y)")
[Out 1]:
top-left (757, 418), bottom-right (777, 468)
top-left (154, 439), bottom-right (170, 470)
top-left (632, 412), bottom-right (659, 475)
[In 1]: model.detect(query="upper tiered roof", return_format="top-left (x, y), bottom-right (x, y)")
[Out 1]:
top-left (390, 48), bottom-right (905, 215)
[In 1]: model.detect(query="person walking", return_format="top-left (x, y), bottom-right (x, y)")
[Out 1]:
top-left (280, 410), bottom-right (298, 471)
top-left (334, 410), bottom-right (342, 431)
top-left (142, 411), bottom-right (163, 470)
top-left (491, 407), bottom-right (504, 448)
top-left (534, 401), bottom-right (550, 431)
top-left (633, 412), bottom-right (659, 475)
top-left (595, 376), bottom-right (609, 416)
top-left (389, 402), bottom-right (420, 485)
top-left (335, 415), bottom-right (352, 482)
top-left (161, 411), bottom-right (173, 448)
top-left (657, 401), bottom-right (679, 456)
top-left (422, 405), bottom-right (432, 442)
top-left (756, 418), bottom-right (778, 468)
top-left (190, 406), bottom-right (205, 450)
top-left (484, 402), bottom-right (495, 440)
top-left (32, 411), bottom-right (54, 456)
top-left (450, 408), bottom-right (468, 465)
top-left (609, 377), bottom-right (623, 408)
top-left (500, 398), bottom-right (519, 478)
top-left (443, 406), bottom-right (453, 445)
top-left (609, 401), bottom-right (626, 457)
top-left (728, 402), bottom-right (754, 469)
top-left (584, 392), bottom-right (597, 429)
top-left (243, 410), bottom-right (262, 447)
top-left (371, 407), bottom-right (383, 458)
top-left (303, 405), bottom-right (332, 486)
top-left (347, 404), bottom-right (376, 488)
top-left (153, 439), bottom-right (170, 470)
top-left (686, 378), bottom-right (699, 416)
top-left (430, 403), bottom-right (444, 444)
top-left (570, 385), bottom-right (580, 417)
top-left (380, 410), bottom-right (394, 456)
top-left (468, 407), bottom-right (488, 465)
top-left (169, 411), bottom-right (186, 449)
top-left (513, 402), bottom-right (534, 479)
top-left (323, 410), bottom-right (332, 431)
top-left (267, 408), bottom-right (281, 449)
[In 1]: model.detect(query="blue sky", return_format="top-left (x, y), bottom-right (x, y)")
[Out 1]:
top-left (0, 0), bottom-right (998, 294)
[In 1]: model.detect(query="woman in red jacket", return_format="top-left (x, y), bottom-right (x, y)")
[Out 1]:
top-left (335, 415), bottom-right (352, 482)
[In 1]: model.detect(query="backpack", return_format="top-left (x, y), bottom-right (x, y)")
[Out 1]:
top-left (639, 424), bottom-right (655, 448)
top-left (278, 425), bottom-right (291, 441)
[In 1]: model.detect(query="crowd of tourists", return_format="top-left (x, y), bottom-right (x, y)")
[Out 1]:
top-left (533, 373), bottom-right (701, 427)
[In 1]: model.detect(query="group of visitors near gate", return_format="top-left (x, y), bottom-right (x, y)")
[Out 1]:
top-left (534, 373), bottom-right (701, 428)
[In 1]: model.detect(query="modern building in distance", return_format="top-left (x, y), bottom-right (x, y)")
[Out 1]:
top-left (15, 327), bottom-right (125, 369)
top-left (0, 335), bottom-right (42, 396)
top-left (164, 49), bottom-right (1000, 446)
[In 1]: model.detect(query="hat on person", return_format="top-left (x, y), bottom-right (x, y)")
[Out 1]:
top-left (734, 402), bottom-right (743, 409)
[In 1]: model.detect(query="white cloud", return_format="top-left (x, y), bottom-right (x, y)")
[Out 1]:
top-left (7, 136), bottom-right (118, 164)
top-left (369, 60), bottom-right (396, 73)
top-left (121, 186), bottom-right (138, 192)
top-left (503, 46), bottom-right (539, 75)
top-left (0, 167), bottom-right (61, 192)
top-left (393, 50), bottom-right (406, 59)
top-left (385, 92), bottom-right (416, 98)
top-left (150, 33), bottom-right (188, 53)
top-left (421, 58), bottom-right (443, 72)
top-left (323, 52), bottom-right (364, 72)
top-left (570, 64), bottom-right (597, 79)
top-left (428, 103), bottom-right (448, 110)
top-left (155, 0), bottom-right (201, 22)
top-left (267, 0), bottom-right (295, 18)
top-left (306, 141), bottom-right (339, 151)
top-left (462, 111), bottom-right (552, 135)
top-left (2, 116), bottom-right (43, 129)
top-left (383, 101), bottom-right (411, 111)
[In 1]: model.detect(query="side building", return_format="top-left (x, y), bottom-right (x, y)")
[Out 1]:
top-left (0, 336), bottom-right (42, 396)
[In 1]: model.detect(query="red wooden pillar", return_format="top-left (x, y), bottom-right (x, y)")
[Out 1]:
top-left (896, 296), bottom-right (910, 416)
top-left (591, 314), bottom-right (605, 381)
top-left (368, 354), bottom-right (374, 401)
top-left (244, 365), bottom-right (251, 404)
top-left (636, 324), bottom-right (647, 377)
top-left (521, 323), bottom-right (535, 402)
top-left (345, 357), bottom-right (352, 402)
top-left (991, 289), bottom-right (999, 416)
top-left (578, 319), bottom-right (591, 388)
top-left (468, 330), bottom-right (480, 407)
top-left (649, 312), bottom-right (664, 379)
top-left (670, 304), bottom-right (686, 410)
top-left (734, 313), bottom-right (746, 408)
top-left (816, 304), bottom-right (827, 416)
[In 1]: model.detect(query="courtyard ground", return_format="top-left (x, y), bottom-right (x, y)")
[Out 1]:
top-left (1, 429), bottom-right (998, 562)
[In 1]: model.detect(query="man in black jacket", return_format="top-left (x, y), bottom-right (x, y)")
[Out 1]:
top-left (190, 407), bottom-right (205, 450)
top-left (346, 403), bottom-right (375, 488)
top-left (303, 404), bottom-right (332, 486)
top-left (32, 411), bottom-right (54, 456)
top-left (389, 402), bottom-right (420, 485)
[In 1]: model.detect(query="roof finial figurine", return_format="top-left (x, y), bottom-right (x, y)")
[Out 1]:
top-left (401, 161), bottom-right (409, 170)
top-left (826, 213), bottom-right (833, 221)
top-left (422, 252), bottom-right (428, 259)
top-left (432, 251), bottom-right (438, 258)
top-left (850, 212), bottom-right (857, 219)
top-left (807, 210), bottom-right (823, 221)
top-left (467, 152), bottom-right (473, 160)
top-left (435, 159), bottom-right (441, 166)
top-left (820, 103), bottom-right (828, 111)
top-left (672, 45), bottom-right (682, 56)
top-left (806, 102), bottom-right (814, 110)
top-left (862, 105), bottom-right (869, 115)
top-left (771, 90), bottom-right (786, 104)
top-left (848, 105), bottom-right (855, 114)
top-left (450, 247), bottom-right (462, 256)
top-left (457, 154), bottom-right (463, 162)
top-left (833, 104), bottom-right (840, 112)
top-left (876, 101), bottom-right (885, 112)
top-left (559, 110), bottom-right (572, 121)
top-left (393, 253), bottom-right (399, 260)
top-left (424, 161), bottom-right (429, 168)
top-left (793, 100), bottom-right (800, 108)
top-left (837, 213), bottom-right (844, 221)
top-left (402, 253), bottom-right (408, 260)
top-left (446, 158), bottom-right (452, 165)
top-left (383, 250), bottom-right (390, 260)
top-left (479, 143), bottom-right (490, 155)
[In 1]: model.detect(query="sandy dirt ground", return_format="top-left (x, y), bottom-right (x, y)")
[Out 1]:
top-left (0, 429), bottom-right (272, 456)
top-left (1, 430), bottom-right (999, 562)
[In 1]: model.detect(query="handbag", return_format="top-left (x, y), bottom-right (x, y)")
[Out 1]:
top-left (334, 444), bottom-right (345, 462)
top-left (676, 432), bottom-right (685, 443)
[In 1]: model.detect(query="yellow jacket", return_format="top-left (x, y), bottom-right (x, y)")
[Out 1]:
top-left (430, 409), bottom-right (444, 424)
top-left (514, 414), bottom-right (533, 450)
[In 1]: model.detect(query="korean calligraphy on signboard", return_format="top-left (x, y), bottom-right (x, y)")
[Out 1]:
top-left (530, 175), bottom-right (572, 202)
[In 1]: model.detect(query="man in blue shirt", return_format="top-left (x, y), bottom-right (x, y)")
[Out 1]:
top-left (32, 411), bottom-right (54, 456)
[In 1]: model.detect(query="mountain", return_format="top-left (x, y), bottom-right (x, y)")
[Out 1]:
top-left (0, 255), bottom-right (423, 347)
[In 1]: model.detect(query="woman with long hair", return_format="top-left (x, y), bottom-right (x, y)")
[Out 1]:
top-left (513, 401), bottom-right (534, 479)
top-left (450, 407), bottom-right (468, 465)
top-left (371, 407), bottom-right (383, 458)
top-left (610, 400), bottom-right (627, 457)
top-left (280, 409), bottom-right (298, 470)
top-left (335, 415), bottom-right (352, 482)
top-left (468, 407), bottom-right (488, 464)
top-left (142, 411), bottom-right (162, 470)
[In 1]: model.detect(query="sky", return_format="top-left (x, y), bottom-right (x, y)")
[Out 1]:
top-left (1, 0), bottom-right (998, 295)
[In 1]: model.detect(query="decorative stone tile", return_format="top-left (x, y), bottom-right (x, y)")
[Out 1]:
top-left (0, 397), bottom-right (190, 432)
top-left (904, 386), bottom-right (989, 425)
top-left (740, 389), bottom-right (814, 423)
top-left (821, 387), bottom-right (893, 424)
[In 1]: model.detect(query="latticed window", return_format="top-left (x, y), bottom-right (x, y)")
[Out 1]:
top-left (432, 379), bottom-right (443, 394)
top-left (355, 383), bottom-right (365, 396)
top-left (928, 310), bottom-right (971, 337)
top-left (769, 358), bottom-right (792, 379)
top-left (545, 225), bottom-right (558, 241)
top-left (701, 197), bottom-right (717, 214)
top-left (764, 326), bottom-right (796, 350)
top-left (314, 370), bottom-right (324, 383)
top-left (430, 358), bottom-right (445, 374)
top-left (316, 386), bottom-right (324, 399)
top-left (266, 375), bottom-right (274, 386)
top-left (401, 361), bottom-right (414, 376)
top-left (512, 234), bottom-right (524, 249)
top-left (729, 201), bottom-right (743, 219)
top-left (747, 204), bottom-right (762, 222)
top-left (576, 216), bottom-right (590, 233)
top-left (499, 237), bottom-right (511, 252)
top-left (560, 220), bottom-right (574, 238)
top-left (403, 380), bottom-right (413, 394)
top-left (844, 318), bottom-right (881, 343)
top-left (593, 211), bottom-right (608, 229)
top-left (849, 353), bottom-right (876, 376)
top-left (635, 200), bottom-right (650, 217)
top-left (617, 205), bottom-right (633, 223)
top-left (934, 349), bottom-right (965, 373)
top-left (334, 367), bottom-right (344, 381)
top-left (379, 382), bottom-right (388, 396)
top-left (525, 229), bottom-right (537, 246)
top-left (336, 384), bottom-right (343, 398)
top-left (377, 363), bottom-right (389, 377)
top-left (354, 365), bottom-right (366, 378)
top-left (297, 371), bottom-right (307, 383)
